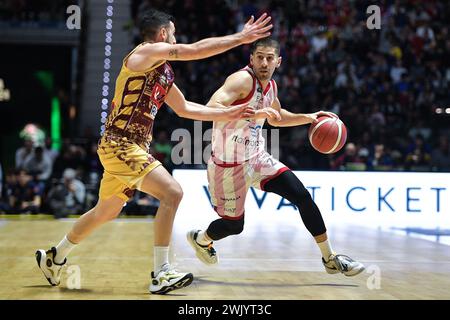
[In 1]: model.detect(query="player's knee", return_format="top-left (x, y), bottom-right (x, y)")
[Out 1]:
top-left (107, 208), bottom-right (122, 220)
top-left (299, 187), bottom-right (312, 201)
top-left (99, 208), bottom-right (120, 221)
top-left (164, 184), bottom-right (184, 205)
top-left (289, 185), bottom-right (313, 207)
top-left (225, 217), bottom-right (244, 235)
top-left (93, 201), bottom-right (121, 221)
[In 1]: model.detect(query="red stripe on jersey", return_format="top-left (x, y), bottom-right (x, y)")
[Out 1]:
top-left (231, 70), bottom-right (256, 106)
top-left (255, 75), bottom-right (272, 96)
top-left (271, 79), bottom-right (278, 97)
top-left (256, 78), bottom-right (272, 96)
top-left (260, 166), bottom-right (290, 191)
top-left (211, 153), bottom-right (249, 167)
top-left (262, 80), bottom-right (272, 95)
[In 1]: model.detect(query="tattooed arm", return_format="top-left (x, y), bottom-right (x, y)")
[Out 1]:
top-left (126, 14), bottom-right (272, 71)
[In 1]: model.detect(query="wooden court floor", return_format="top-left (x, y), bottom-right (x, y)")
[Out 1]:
top-left (1, 215), bottom-right (449, 300)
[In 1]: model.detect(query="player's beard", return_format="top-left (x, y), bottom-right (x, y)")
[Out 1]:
top-left (257, 69), bottom-right (271, 81)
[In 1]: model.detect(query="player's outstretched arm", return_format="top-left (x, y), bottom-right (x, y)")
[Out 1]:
top-left (136, 13), bottom-right (272, 62)
top-left (165, 84), bottom-right (254, 121)
top-left (206, 71), bottom-right (253, 109)
top-left (267, 98), bottom-right (338, 127)
top-left (207, 71), bottom-right (281, 122)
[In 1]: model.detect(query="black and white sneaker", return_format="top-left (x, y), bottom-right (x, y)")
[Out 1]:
top-left (322, 254), bottom-right (365, 277)
top-left (35, 247), bottom-right (67, 286)
top-left (149, 264), bottom-right (193, 294)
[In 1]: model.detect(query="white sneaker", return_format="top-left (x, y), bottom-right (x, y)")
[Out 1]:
top-left (187, 230), bottom-right (218, 265)
top-left (35, 247), bottom-right (67, 286)
top-left (322, 254), bottom-right (365, 277)
top-left (149, 264), bottom-right (193, 294)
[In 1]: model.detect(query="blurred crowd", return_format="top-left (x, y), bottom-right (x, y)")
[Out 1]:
top-left (0, 133), bottom-right (169, 216)
top-left (131, 0), bottom-right (450, 172)
top-left (1, 137), bottom-right (99, 216)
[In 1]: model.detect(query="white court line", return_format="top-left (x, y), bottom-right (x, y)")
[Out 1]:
top-left (3, 256), bottom-right (450, 264)
top-left (387, 230), bottom-right (450, 246)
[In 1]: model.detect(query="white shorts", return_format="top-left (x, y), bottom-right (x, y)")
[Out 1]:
top-left (207, 151), bottom-right (290, 219)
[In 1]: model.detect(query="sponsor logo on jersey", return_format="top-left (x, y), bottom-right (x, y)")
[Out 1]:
top-left (232, 135), bottom-right (261, 147)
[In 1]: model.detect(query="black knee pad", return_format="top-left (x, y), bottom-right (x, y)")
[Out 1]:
top-left (264, 170), bottom-right (327, 237)
top-left (223, 217), bottom-right (244, 235)
top-left (207, 216), bottom-right (245, 241)
top-left (293, 187), bottom-right (313, 206)
top-left (265, 171), bottom-right (311, 207)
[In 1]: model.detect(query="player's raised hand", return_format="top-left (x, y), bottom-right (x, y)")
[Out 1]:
top-left (238, 13), bottom-right (273, 44)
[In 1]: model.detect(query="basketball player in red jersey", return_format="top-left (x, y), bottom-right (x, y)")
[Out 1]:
top-left (187, 38), bottom-right (365, 277)
top-left (35, 10), bottom-right (273, 294)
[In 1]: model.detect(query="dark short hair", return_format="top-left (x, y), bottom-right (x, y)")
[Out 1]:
top-left (251, 38), bottom-right (280, 55)
top-left (139, 10), bottom-right (174, 40)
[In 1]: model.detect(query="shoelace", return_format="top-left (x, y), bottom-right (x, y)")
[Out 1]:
top-left (163, 267), bottom-right (182, 276)
top-left (207, 243), bottom-right (216, 256)
top-left (159, 263), bottom-right (180, 275)
top-left (334, 255), bottom-right (355, 271)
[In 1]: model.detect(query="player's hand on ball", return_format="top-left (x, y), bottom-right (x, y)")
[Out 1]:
top-left (309, 110), bottom-right (338, 123)
top-left (254, 107), bottom-right (281, 121)
top-left (239, 13), bottom-right (273, 44)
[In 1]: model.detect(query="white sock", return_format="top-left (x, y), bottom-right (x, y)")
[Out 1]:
top-left (154, 246), bottom-right (169, 273)
top-left (54, 235), bottom-right (77, 264)
top-left (196, 230), bottom-right (212, 246)
top-left (317, 239), bottom-right (335, 261)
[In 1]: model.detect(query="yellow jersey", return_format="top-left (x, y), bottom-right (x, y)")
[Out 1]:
top-left (104, 44), bottom-right (175, 150)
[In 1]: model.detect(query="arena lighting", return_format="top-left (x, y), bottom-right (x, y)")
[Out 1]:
top-left (100, 0), bottom-right (114, 135)
top-left (445, 108), bottom-right (450, 114)
top-left (435, 107), bottom-right (442, 114)
top-left (51, 97), bottom-right (62, 150)
top-left (34, 71), bottom-right (62, 150)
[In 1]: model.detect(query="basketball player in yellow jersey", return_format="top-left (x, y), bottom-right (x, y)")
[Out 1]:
top-left (35, 10), bottom-right (272, 294)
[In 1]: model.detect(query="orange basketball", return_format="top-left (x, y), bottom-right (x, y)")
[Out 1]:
top-left (308, 116), bottom-right (347, 154)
